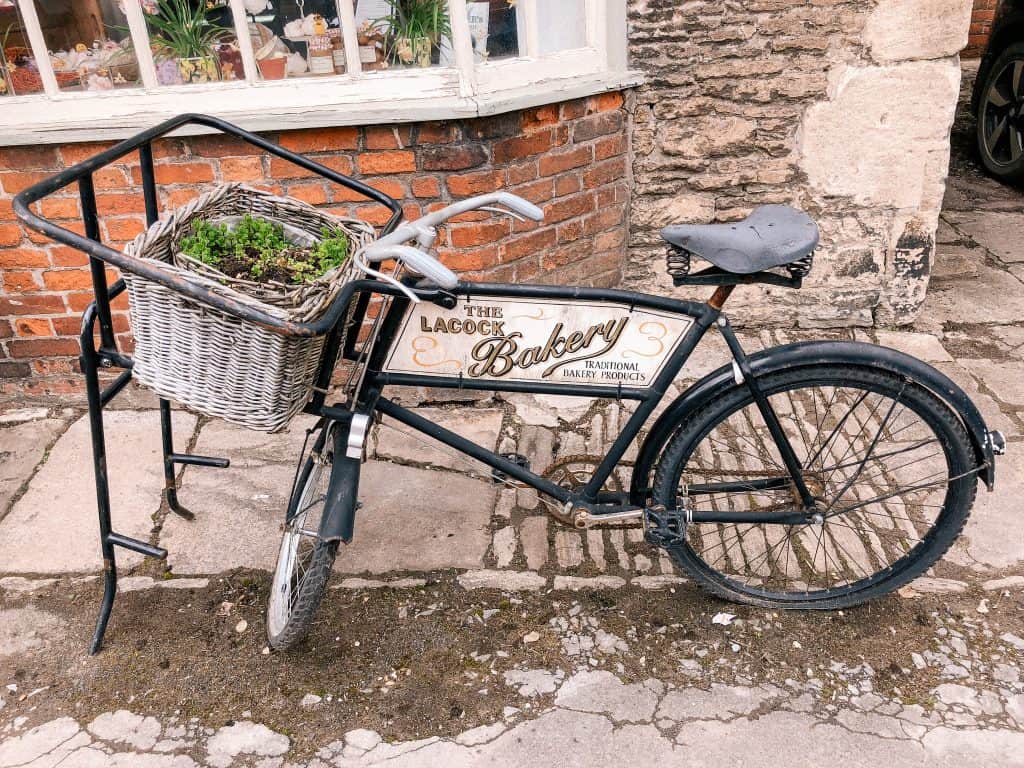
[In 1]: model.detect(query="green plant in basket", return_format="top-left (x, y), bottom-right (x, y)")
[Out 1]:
top-left (179, 214), bottom-right (349, 285)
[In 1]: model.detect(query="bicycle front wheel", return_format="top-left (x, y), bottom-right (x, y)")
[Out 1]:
top-left (652, 364), bottom-right (979, 609)
top-left (267, 430), bottom-right (339, 650)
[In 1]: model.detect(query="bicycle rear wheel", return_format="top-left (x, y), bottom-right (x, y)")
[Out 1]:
top-left (267, 428), bottom-right (338, 650)
top-left (652, 364), bottom-right (979, 609)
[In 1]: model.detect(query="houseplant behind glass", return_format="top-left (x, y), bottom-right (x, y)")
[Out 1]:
top-left (376, 0), bottom-right (450, 68)
top-left (147, 0), bottom-right (229, 84)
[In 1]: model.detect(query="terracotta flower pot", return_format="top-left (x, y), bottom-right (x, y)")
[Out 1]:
top-left (257, 56), bottom-right (287, 80)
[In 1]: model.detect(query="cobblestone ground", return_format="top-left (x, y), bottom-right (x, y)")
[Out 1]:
top-left (0, 63), bottom-right (1022, 766)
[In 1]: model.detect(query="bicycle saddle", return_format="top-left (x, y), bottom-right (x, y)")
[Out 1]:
top-left (660, 205), bottom-right (819, 275)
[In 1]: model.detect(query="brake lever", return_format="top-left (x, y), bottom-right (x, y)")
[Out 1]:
top-left (351, 247), bottom-right (422, 304)
top-left (477, 205), bottom-right (528, 222)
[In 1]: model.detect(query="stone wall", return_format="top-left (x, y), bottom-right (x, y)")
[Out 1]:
top-left (0, 93), bottom-right (629, 399)
top-left (625, 0), bottom-right (973, 328)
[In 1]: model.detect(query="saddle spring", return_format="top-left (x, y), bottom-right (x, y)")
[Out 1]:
top-left (665, 245), bottom-right (692, 279)
top-left (787, 251), bottom-right (814, 279)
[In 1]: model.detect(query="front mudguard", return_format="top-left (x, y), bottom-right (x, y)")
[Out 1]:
top-left (629, 340), bottom-right (998, 504)
top-left (318, 421), bottom-right (362, 544)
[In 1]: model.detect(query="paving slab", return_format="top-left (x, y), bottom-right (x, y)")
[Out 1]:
top-left (854, 330), bottom-right (953, 362)
top-left (373, 407), bottom-right (504, 471)
top-left (919, 265), bottom-right (1024, 326)
top-left (949, 450), bottom-right (1024, 571)
top-left (0, 607), bottom-right (65, 656)
top-left (340, 463), bottom-right (494, 573)
top-left (932, 362), bottom-right (1018, 438)
top-left (931, 245), bottom-right (983, 282)
top-left (945, 211), bottom-right (1024, 264)
top-left (0, 411), bottom-right (194, 573)
top-left (991, 325), bottom-right (1024, 356)
top-left (164, 416), bottom-right (494, 574)
top-left (520, 516), bottom-right (549, 570)
top-left (0, 417), bottom-right (68, 518)
top-left (957, 357), bottom-right (1024, 407)
top-left (554, 671), bottom-right (662, 723)
top-left (162, 416), bottom-right (316, 574)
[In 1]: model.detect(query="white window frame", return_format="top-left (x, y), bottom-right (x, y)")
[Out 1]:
top-left (0, 0), bottom-right (640, 146)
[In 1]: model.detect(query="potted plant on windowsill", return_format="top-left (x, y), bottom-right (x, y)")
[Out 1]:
top-left (376, 0), bottom-right (450, 69)
top-left (147, 0), bottom-right (228, 84)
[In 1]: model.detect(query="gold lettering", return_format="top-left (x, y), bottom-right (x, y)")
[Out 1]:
top-left (564, 331), bottom-right (586, 353)
top-left (537, 323), bottom-right (566, 363)
top-left (517, 347), bottom-right (538, 368)
top-left (542, 317), bottom-right (630, 378)
top-left (469, 333), bottom-right (522, 377)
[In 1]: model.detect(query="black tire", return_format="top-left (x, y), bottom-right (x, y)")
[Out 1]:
top-left (976, 41), bottom-right (1024, 183)
top-left (266, 430), bottom-right (339, 650)
top-left (652, 364), bottom-right (978, 610)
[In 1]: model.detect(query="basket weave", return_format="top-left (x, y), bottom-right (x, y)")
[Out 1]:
top-left (123, 184), bottom-right (375, 432)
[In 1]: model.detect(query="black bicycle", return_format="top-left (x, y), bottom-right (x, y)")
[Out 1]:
top-left (14, 115), bottom-right (1006, 653)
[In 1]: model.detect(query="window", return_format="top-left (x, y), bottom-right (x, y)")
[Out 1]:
top-left (0, 0), bottom-right (636, 145)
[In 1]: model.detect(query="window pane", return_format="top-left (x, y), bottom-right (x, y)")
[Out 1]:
top-left (142, 1), bottom-right (241, 86)
top-left (0, 1), bottom-right (28, 96)
top-left (354, 0), bottom-right (447, 71)
top-left (241, 1), bottom-right (348, 80)
top-left (465, 0), bottom-right (517, 62)
top-left (535, 0), bottom-right (585, 54)
top-left (7, 0), bottom-right (142, 93)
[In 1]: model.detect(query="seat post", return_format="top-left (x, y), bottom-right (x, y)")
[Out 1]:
top-left (708, 284), bottom-right (735, 310)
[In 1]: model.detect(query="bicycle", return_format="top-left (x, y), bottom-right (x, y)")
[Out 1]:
top-left (14, 115), bottom-right (1006, 653)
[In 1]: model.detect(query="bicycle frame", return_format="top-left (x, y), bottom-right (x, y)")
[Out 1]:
top-left (355, 283), bottom-right (723, 511)
top-left (12, 114), bottom-right (999, 654)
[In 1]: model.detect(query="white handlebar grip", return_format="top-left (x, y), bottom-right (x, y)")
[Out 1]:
top-left (362, 244), bottom-right (459, 289)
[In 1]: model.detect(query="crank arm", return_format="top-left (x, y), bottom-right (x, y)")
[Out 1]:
top-left (554, 502), bottom-right (644, 529)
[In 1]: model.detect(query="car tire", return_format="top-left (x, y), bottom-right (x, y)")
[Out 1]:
top-left (976, 41), bottom-right (1024, 184)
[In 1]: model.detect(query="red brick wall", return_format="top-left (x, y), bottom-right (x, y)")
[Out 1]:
top-left (965, 0), bottom-right (998, 57)
top-left (0, 91), bottom-right (630, 400)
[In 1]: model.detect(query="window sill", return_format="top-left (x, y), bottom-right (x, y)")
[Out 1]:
top-left (0, 68), bottom-right (643, 147)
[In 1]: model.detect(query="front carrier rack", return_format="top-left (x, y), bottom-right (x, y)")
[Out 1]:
top-left (12, 114), bottom-right (406, 654)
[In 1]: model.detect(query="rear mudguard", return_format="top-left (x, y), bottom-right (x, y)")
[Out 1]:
top-left (629, 340), bottom-right (997, 504)
top-left (318, 424), bottom-right (361, 544)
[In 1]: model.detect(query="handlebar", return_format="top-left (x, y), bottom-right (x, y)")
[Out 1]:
top-left (362, 244), bottom-right (460, 290)
top-left (358, 192), bottom-right (544, 293)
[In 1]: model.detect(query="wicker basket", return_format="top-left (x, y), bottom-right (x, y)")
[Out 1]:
top-left (123, 184), bottom-right (376, 432)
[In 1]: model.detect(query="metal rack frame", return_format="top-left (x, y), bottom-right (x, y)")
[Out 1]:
top-left (13, 114), bottom-right (404, 654)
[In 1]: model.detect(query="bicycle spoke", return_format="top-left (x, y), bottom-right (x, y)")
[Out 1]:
top-left (826, 387), bottom-right (904, 511)
top-left (819, 437), bottom-right (937, 475)
top-left (805, 390), bottom-right (868, 468)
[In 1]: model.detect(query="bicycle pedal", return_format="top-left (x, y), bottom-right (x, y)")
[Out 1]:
top-left (643, 505), bottom-right (686, 548)
top-left (492, 453), bottom-right (530, 484)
